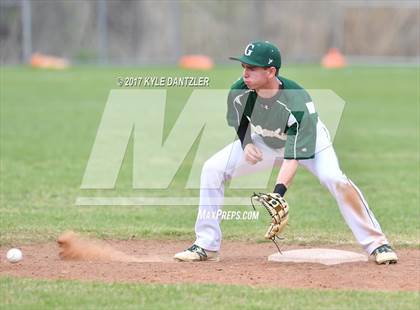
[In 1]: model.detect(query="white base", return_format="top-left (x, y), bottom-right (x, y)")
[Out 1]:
top-left (268, 248), bottom-right (368, 265)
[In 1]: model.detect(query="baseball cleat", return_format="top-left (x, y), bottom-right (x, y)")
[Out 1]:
top-left (372, 244), bottom-right (398, 265)
top-left (174, 244), bottom-right (219, 262)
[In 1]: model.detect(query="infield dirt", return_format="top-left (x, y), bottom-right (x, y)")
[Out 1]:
top-left (1, 236), bottom-right (418, 291)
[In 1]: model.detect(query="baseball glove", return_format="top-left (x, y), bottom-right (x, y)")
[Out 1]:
top-left (251, 193), bottom-right (289, 253)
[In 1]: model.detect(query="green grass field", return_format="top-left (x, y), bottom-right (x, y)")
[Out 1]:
top-left (1, 277), bottom-right (418, 310)
top-left (1, 65), bottom-right (419, 308)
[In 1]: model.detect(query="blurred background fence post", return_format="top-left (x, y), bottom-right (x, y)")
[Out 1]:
top-left (97, 0), bottom-right (108, 64)
top-left (21, 0), bottom-right (32, 63)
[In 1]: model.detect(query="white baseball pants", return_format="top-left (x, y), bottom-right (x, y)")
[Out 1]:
top-left (194, 121), bottom-right (388, 254)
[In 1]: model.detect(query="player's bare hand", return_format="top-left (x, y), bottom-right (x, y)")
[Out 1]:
top-left (244, 144), bottom-right (263, 165)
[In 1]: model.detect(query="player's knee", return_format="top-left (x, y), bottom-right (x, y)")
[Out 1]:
top-left (318, 173), bottom-right (345, 188)
top-left (200, 159), bottom-right (227, 188)
top-left (201, 159), bottom-right (225, 179)
top-left (202, 159), bottom-right (215, 173)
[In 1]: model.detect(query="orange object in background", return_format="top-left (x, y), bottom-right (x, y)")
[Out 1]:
top-left (30, 53), bottom-right (69, 69)
top-left (179, 55), bottom-right (214, 70)
top-left (321, 48), bottom-right (347, 68)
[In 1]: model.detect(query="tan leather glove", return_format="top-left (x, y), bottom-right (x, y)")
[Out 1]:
top-left (251, 193), bottom-right (289, 252)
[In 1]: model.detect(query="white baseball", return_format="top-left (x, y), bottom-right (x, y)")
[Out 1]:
top-left (6, 248), bottom-right (23, 263)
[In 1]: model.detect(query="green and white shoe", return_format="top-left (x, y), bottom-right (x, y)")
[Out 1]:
top-left (174, 244), bottom-right (219, 262)
top-left (372, 245), bottom-right (398, 265)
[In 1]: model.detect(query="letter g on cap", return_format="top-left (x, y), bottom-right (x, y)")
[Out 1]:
top-left (244, 44), bottom-right (255, 56)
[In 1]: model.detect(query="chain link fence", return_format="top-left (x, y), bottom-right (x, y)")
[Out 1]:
top-left (1, 0), bottom-right (419, 65)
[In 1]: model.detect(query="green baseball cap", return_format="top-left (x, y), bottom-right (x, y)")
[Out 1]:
top-left (229, 41), bottom-right (281, 70)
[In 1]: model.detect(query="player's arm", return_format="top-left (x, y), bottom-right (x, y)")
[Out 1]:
top-left (237, 113), bottom-right (263, 164)
top-left (272, 102), bottom-right (316, 196)
top-left (236, 111), bottom-right (252, 149)
top-left (276, 159), bottom-right (298, 188)
top-left (226, 88), bottom-right (262, 164)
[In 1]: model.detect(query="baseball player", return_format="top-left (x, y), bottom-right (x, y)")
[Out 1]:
top-left (174, 41), bottom-right (398, 264)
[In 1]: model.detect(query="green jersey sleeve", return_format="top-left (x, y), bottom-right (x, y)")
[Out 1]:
top-left (284, 90), bottom-right (318, 160)
top-left (226, 77), bottom-right (248, 127)
top-left (226, 77), bottom-right (255, 148)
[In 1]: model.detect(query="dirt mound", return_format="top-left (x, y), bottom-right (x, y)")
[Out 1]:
top-left (1, 239), bottom-right (419, 291)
